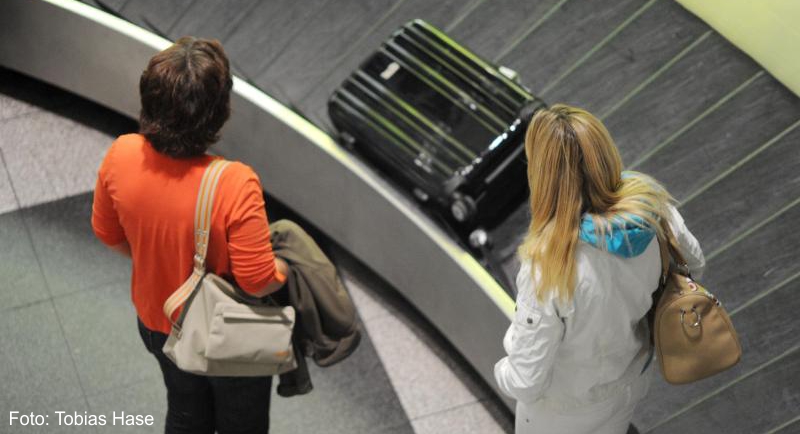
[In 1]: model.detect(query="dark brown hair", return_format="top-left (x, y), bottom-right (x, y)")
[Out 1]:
top-left (139, 37), bottom-right (233, 158)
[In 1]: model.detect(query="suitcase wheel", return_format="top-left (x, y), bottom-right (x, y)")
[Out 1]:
top-left (450, 193), bottom-right (476, 222)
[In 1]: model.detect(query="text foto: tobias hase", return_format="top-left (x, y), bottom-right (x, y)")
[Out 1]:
top-left (9, 411), bottom-right (154, 426)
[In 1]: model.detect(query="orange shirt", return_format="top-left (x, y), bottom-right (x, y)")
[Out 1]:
top-left (92, 134), bottom-right (285, 334)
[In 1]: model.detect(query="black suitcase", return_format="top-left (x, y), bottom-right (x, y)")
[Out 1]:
top-left (328, 19), bottom-right (545, 236)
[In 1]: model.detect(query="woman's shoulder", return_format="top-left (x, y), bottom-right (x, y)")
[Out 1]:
top-left (110, 133), bottom-right (147, 152)
top-left (100, 134), bottom-right (147, 171)
top-left (515, 260), bottom-right (577, 317)
top-left (219, 160), bottom-right (259, 183)
top-left (215, 160), bottom-right (264, 199)
top-left (577, 242), bottom-right (602, 273)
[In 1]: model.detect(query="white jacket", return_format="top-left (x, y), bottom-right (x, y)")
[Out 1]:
top-left (494, 206), bottom-right (705, 433)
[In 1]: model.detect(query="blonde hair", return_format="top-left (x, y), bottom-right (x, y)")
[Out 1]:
top-left (518, 104), bottom-right (674, 302)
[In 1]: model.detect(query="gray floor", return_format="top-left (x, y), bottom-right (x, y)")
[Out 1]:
top-left (0, 68), bottom-right (512, 433)
top-left (0, 193), bottom-right (408, 434)
top-left (8, 0), bottom-right (800, 432)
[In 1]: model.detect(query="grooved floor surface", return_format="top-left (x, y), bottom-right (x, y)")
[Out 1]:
top-left (19, 0), bottom-right (800, 432)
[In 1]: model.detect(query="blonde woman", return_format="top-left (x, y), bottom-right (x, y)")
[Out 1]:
top-left (494, 104), bottom-right (705, 434)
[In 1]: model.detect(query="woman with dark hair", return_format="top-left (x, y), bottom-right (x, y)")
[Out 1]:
top-left (92, 37), bottom-right (288, 433)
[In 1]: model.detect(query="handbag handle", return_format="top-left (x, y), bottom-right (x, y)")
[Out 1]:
top-left (656, 220), bottom-right (690, 287)
top-left (163, 159), bottom-right (231, 325)
top-left (649, 221), bottom-right (690, 346)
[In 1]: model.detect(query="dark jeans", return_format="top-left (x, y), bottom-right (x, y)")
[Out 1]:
top-left (137, 319), bottom-right (273, 434)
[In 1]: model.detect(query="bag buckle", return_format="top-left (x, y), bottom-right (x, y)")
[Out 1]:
top-left (677, 262), bottom-right (692, 278)
top-left (680, 307), bottom-right (702, 328)
top-left (193, 253), bottom-right (205, 270)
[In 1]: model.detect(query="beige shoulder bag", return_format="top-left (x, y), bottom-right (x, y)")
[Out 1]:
top-left (162, 159), bottom-right (297, 377)
top-left (652, 233), bottom-right (741, 384)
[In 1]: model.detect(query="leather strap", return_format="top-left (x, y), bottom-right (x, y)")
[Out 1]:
top-left (657, 220), bottom-right (690, 286)
top-left (649, 221), bottom-right (689, 346)
top-left (163, 159), bottom-right (231, 324)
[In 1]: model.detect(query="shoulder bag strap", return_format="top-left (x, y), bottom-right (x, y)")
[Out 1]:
top-left (656, 220), bottom-right (691, 287)
top-left (649, 226), bottom-right (677, 347)
top-left (163, 158), bottom-right (231, 324)
top-left (657, 235), bottom-right (671, 287)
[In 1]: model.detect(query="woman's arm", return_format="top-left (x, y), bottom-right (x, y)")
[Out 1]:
top-left (92, 160), bottom-right (130, 254)
top-left (494, 301), bottom-right (564, 405)
top-left (108, 241), bottom-right (132, 258)
top-left (226, 170), bottom-right (289, 297)
top-left (494, 262), bottom-right (565, 405)
top-left (247, 257), bottom-right (289, 297)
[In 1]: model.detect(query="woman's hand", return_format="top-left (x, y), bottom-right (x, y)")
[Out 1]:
top-left (249, 257), bottom-right (289, 298)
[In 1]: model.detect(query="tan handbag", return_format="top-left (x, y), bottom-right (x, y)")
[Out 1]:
top-left (651, 233), bottom-right (741, 384)
top-left (161, 159), bottom-right (297, 377)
